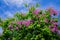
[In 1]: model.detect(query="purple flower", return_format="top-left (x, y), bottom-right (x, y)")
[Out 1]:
top-left (16, 27), bottom-right (19, 30)
top-left (50, 9), bottom-right (58, 16)
top-left (54, 26), bottom-right (58, 32)
top-left (50, 19), bottom-right (54, 23)
top-left (49, 26), bottom-right (53, 29)
top-left (22, 20), bottom-right (31, 27)
top-left (51, 28), bottom-right (56, 32)
top-left (26, 20), bottom-right (31, 26)
top-left (44, 18), bottom-right (48, 23)
top-left (30, 20), bottom-right (34, 22)
top-left (53, 22), bottom-right (58, 26)
top-left (16, 21), bottom-right (22, 25)
top-left (51, 26), bottom-right (58, 32)
top-left (49, 25), bottom-right (58, 32)
top-left (8, 25), bottom-right (13, 29)
top-left (33, 9), bottom-right (40, 15)
top-left (22, 20), bottom-right (26, 24)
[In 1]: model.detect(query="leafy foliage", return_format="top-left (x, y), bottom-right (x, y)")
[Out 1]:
top-left (0, 4), bottom-right (60, 40)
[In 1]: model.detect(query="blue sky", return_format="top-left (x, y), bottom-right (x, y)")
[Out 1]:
top-left (0, 0), bottom-right (60, 19)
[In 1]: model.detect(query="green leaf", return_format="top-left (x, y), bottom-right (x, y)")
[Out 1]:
top-left (36, 3), bottom-right (40, 7)
top-left (41, 38), bottom-right (45, 40)
top-left (37, 24), bottom-right (40, 27)
top-left (24, 3), bottom-right (28, 7)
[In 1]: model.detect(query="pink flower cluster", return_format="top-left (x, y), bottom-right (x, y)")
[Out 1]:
top-left (16, 20), bottom-right (31, 27)
top-left (44, 18), bottom-right (49, 23)
top-left (8, 8), bottom-right (59, 33)
top-left (49, 26), bottom-right (58, 32)
top-left (49, 20), bottom-right (58, 32)
top-left (53, 22), bottom-right (58, 26)
top-left (49, 8), bottom-right (58, 16)
top-left (32, 9), bottom-right (40, 15)
top-left (8, 25), bottom-right (14, 31)
top-left (16, 21), bottom-right (22, 25)
top-left (8, 25), bottom-right (13, 29)
top-left (8, 20), bottom-right (31, 31)
top-left (16, 26), bottom-right (19, 30)
top-left (50, 19), bottom-right (54, 23)
top-left (22, 20), bottom-right (31, 27)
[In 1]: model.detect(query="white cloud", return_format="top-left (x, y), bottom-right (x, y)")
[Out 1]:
top-left (4, 11), bottom-right (13, 17)
top-left (4, 0), bottom-right (32, 7)
top-left (3, 0), bottom-right (33, 18)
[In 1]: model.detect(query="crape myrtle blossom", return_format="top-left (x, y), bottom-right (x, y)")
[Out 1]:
top-left (44, 18), bottom-right (48, 23)
top-left (16, 20), bottom-right (31, 27)
top-left (49, 25), bottom-right (58, 32)
top-left (22, 20), bottom-right (31, 27)
top-left (49, 26), bottom-right (53, 29)
top-left (50, 9), bottom-right (58, 16)
top-left (16, 26), bottom-right (19, 30)
top-left (47, 8), bottom-right (58, 16)
top-left (52, 22), bottom-right (58, 26)
top-left (50, 19), bottom-right (54, 23)
top-left (51, 27), bottom-right (58, 32)
top-left (30, 20), bottom-right (34, 22)
top-left (32, 9), bottom-right (40, 15)
top-left (8, 25), bottom-right (13, 29)
top-left (16, 21), bottom-right (22, 25)
top-left (50, 19), bottom-right (58, 26)
top-left (16, 21), bottom-right (22, 28)
top-left (1, 6), bottom-right (60, 39)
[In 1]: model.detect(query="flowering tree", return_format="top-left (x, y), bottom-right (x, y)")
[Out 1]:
top-left (0, 5), bottom-right (60, 40)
